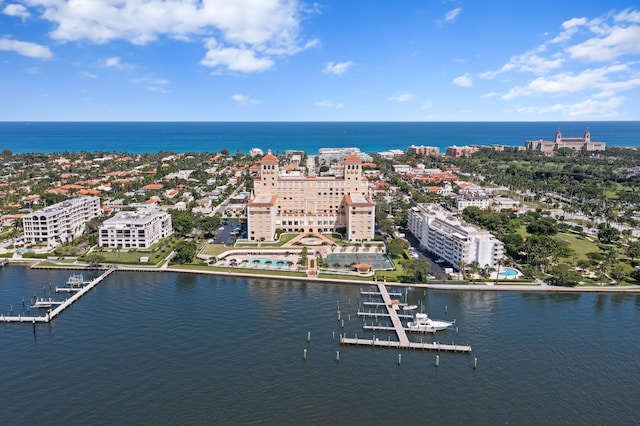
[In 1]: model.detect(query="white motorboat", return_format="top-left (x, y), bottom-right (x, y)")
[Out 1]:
top-left (402, 304), bottom-right (418, 311)
top-left (406, 313), bottom-right (453, 332)
top-left (30, 297), bottom-right (63, 309)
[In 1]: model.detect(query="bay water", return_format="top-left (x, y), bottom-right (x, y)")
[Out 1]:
top-left (1, 266), bottom-right (639, 424)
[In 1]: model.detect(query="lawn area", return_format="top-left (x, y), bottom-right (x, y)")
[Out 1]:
top-left (200, 244), bottom-right (232, 257)
top-left (555, 231), bottom-right (599, 262)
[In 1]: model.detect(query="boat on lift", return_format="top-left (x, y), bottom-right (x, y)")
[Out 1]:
top-left (406, 313), bottom-right (453, 332)
top-left (30, 297), bottom-right (63, 309)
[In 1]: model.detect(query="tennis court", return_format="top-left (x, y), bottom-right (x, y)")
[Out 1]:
top-left (326, 253), bottom-right (395, 270)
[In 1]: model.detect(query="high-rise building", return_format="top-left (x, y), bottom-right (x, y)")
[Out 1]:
top-left (99, 208), bottom-right (173, 249)
top-left (22, 196), bottom-right (101, 246)
top-left (408, 203), bottom-right (503, 269)
top-left (247, 151), bottom-right (375, 242)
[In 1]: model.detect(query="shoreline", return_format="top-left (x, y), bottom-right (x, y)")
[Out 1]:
top-left (11, 259), bottom-right (640, 294)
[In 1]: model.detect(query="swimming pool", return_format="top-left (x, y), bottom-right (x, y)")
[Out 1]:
top-left (499, 267), bottom-right (520, 277)
top-left (247, 257), bottom-right (293, 266)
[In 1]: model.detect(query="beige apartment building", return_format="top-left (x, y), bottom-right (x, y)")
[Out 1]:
top-left (247, 152), bottom-right (375, 242)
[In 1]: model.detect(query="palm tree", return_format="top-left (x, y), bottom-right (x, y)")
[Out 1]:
top-left (611, 267), bottom-right (626, 285)
top-left (598, 262), bottom-right (610, 286)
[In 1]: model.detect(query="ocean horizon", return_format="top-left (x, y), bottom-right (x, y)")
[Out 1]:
top-left (1, 121), bottom-right (639, 155)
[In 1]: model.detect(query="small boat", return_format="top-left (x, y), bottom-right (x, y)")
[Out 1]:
top-left (30, 297), bottom-right (63, 309)
top-left (66, 273), bottom-right (88, 288)
top-left (402, 304), bottom-right (418, 311)
top-left (406, 313), bottom-right (453, 332)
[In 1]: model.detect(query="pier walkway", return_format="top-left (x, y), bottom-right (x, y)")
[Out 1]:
top-left (340, 336), bottom-right (472, 353)
top-left (376, 282), bottom-right (410, 347)
top-left (1, 268), bottom-right (115, 324)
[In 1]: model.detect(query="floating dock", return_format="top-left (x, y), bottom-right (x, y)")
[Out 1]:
top-left (1, 268), bottom-right (115, 323)
top-left (340, 336), bottom-right (472, 353)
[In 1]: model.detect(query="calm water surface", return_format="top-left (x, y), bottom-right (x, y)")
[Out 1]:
top-left (1, 266), bottom-right (639, 425)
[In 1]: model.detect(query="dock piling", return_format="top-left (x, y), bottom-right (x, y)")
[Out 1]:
top-left (435, 355), bottom-right (440, 367)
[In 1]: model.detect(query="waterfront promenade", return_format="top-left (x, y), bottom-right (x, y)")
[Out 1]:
top-left (3, 258), bottom-right (640, 294)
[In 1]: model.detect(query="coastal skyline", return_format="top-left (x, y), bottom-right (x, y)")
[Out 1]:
top-left (1, 1), bottom-right (640, 121)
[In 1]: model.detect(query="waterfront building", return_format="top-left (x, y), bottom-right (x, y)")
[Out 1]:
top-left (408, 145), bottom-right (440, 156)
top-left (525, 129), bottom-right (606, 153)
top-left (247, 151), bottom-right (375, 242)
top-left (407, 203), bottom-right (503, 269)
top-left (318, 147), bottom-right (373, 164)
top-left (445, 146), bottom-right (479, 157)
top-left (22, 196), bottom-right (101, 246)
top-left (99, 208), bottom-right (173, 249)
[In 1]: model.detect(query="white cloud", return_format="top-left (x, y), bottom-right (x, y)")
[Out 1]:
top-left (78, 71), bottom-right (97, 78)
top-left (201, 38), bottom-right (274, 72)
top-left (502, 64), bottom-right (637, 100)
top-left (101, 56), bottom-right (133, 70)
top-left (315, 100), bottom-right (343, 108)
top-left (232, 94), bottom-right (261, 104)
top-left (22, 0), bottom-right (316, 73)
top-left (480, 45), bottom-right (563, 79)
top-left (444, 8), bottom-right (462, 23)
top-left (550, 17), bottom-right (587, 43)
top-left (324, 61), bottom-right (353, 75)
top-left (452, 73), bottom-right (473, 87)
top-left (481, 92), bottom-right (498, 98)
top-left (421, 100), bottom-right (432, 109)
top-left (3, 4), bottom-right (30, 20)
top-left (387, 92), bottom-right (415, 102)
top-left (516, 96), bottom-right (625, 118)
top-left (0, 37), bottom-right (53, 59)
top-left (567, 25), bottom-right (640, 62)
top-left (148, 86), bottom-right (170, 94)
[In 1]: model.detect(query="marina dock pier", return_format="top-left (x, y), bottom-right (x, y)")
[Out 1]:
top-left (1, 268), bottom-right (115, 323)
top-left (341, 282), bottom-right (472, 353)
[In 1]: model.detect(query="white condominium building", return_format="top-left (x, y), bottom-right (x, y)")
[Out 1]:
top-left (99, 208), bottom-right (173, 249)
top-left (408, 203), bottom-right (503, 269)
top-left (22, 196), bottom-right (101, 246)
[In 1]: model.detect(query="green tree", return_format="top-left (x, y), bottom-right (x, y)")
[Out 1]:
top-left (171, 211), bottom-right (195, 236)
top-left (548, 263), bottom-right (581, 287)
top-left (626, 241), bottom-right (640, 262)
top-left (387, 237), bottom-right (409, 258)
top-left (86, 253), bottom-right (106, 266)
top-left (526, 218), bottom-right (558, 236)
top-left (173, 241), bottom-right (196, 264)
top-left (597, 223), bottom-right (620, 244)
top-left (402, 258), bottom-right (431, 282)
top-left (611, 266), bottom-right (626, 284)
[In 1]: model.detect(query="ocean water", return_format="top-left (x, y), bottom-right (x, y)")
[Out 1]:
top-left (0, 121), bottom-right (639, 155)
top-left (1, 266), bottom-right (639, 425)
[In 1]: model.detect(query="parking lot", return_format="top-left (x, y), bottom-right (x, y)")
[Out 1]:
top-left (212, 219), bottom-right (246, 245)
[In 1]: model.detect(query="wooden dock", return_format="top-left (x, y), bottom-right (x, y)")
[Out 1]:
top-left (360, 289), bottom-right (403, 297)
top-left (347, 283), bottom-right (471, 353)
top-left (357, 311), bottom-right (413, 319)
top-left (1, 268), bottom-right (115, 324)
top-left (340, 336), bottom-right (471, 353)
top-left (375, 282), bottom-right (410, 347)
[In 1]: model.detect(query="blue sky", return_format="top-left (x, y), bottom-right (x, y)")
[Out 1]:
top-left (1, 0), bottom-right (639, 121)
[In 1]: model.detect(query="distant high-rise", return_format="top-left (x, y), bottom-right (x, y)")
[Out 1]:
top-left (525, 129), bottom-right (606, 153)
